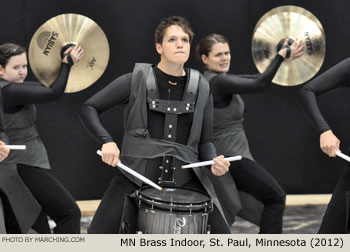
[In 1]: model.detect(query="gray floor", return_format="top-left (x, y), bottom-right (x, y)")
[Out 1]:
top-left (231, 204), bottom-right (326, 234)
top-left (79, 204), bottom-right (327, 234)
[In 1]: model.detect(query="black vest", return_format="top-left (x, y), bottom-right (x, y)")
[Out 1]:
top-left (120, 63), bottom-right (230, 227)
top-left (121, 63), bottom-right (208, 184)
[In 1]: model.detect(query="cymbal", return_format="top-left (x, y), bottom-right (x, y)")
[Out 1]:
top-left (29, 13), bottom-right (109, 93)
top-left (252, 5), bottom-right (326, 86)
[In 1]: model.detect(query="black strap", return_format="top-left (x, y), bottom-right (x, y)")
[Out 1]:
top-left (158, 155), bottom-right (176, 186)
top-left (147, 68), bottom-right (199, 104)
top-left (148, 99), bottom-right (194, 114)
top-left (146, 67), bottom-right (158, 100)
top-left (64, 53), bottom-right (74, 66)
top-left (183, 69), bottom-right (199, 102)
top-left (282, 45), bottom-right (291, 59)
top-left (147, 68), bottom-right (199, 143)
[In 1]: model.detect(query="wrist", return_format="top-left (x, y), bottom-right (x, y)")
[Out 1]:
top-left (63, 53), bottom-right (74, 66)
top-left (280, 45), bottom-right (291, 59)
top-left (320, 129), bottom-right (331, 136)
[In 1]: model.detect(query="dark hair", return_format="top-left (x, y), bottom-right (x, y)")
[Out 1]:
top-left (155, 16), bottom-right (194, 44)
top-left (195, 33), bottom-right (229, 60)
top-left (0, 43), bottom-right (26, 67)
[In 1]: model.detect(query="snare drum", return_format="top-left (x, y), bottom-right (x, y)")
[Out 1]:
top-left (135, 186), bottom-right (213, 234)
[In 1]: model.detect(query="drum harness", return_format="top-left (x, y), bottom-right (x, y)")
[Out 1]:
top-left (146, 67), bottom-right (199, 186)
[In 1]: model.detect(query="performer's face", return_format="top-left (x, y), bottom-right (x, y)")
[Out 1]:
top-left (0, 53), bottom-right (28, 83)
top-left (201, 42), bottom-right (231, 73)
top-left (156, 25), bottom-right (190, 65)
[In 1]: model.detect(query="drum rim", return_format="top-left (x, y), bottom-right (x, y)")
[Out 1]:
top-left (135, 186), bottom-right (213, 213)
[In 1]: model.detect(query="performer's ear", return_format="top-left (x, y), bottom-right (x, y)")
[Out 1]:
top-left (155, 43), bottom-right (162, 55)
top-left (201, 54), bottom-right (208, 65)
top-left (0, 65), bottom-right (4, 77)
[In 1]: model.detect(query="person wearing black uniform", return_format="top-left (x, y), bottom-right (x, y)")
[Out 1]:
top-left (0, 93), bottom-right (10, 234)
top-left (0, 98), bottom-right (9, 163)
top-left (196, 33), bottom-right (304, 233)
top-left (299, 58), bottom-right (350, 233)
top-left (79, 16), bottom-right (231, 234)
top-left (0, 43), bottom-right (84, 233)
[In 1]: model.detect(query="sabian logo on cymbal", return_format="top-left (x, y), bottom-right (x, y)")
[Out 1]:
top-left (37, 31), bottom-right (59, 56)
top-left (37, 31), bottom-right (51, 50)
top-left (86, 57), bottom-right (96, 70)
top-left (304, 32), bottom-right (315, 55)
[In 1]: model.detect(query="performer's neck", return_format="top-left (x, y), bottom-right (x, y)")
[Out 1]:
top-left (157, 61), bottom-right (186, 77)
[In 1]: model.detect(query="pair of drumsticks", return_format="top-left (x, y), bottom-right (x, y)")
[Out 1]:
top-left (96, 149), bottom-right (350, 191)
top-left (8, 145), bottom-right (350, 191)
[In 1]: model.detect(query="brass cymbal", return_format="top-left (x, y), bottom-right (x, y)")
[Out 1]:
top-left (252, 5), bottom-right (326, 86)
top-left (29, 13), bottom-right (109, 93)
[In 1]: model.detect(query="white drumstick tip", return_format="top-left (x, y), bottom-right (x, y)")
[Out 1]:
top-left (336, 151), bottom-right (350, 163)
top-left (181, 155), bottom-right (242, 169)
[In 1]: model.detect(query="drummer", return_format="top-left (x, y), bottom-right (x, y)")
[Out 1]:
top-left (299, 58), bottom-right (350, 233)
top-left (79, 16), bottom-right (231, 234)
top-left (0, 43), bottom-right (83, 233)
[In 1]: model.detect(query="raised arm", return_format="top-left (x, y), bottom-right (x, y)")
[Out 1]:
top-left (211, 38), bottom-right (304, 97)
top-left (1, 45), bottom-right (83, 109)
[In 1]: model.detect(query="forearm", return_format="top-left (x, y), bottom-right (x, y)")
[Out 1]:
top-left (79, 105), bottom-right (114, 144)
top-left (198, 142), bottom-right (217, 161)
top-left (47, 63), bottom-right (71, 97)
top-left (198, 95), bottom-right (217, 160)
top-left (298, 87), bottom-right (330, 134)
top-left (213, 55), bottom-right (283, 95)
top-left (0, 131), bottom-right (9, 144)
top-left (2, 63), bottom-right (71, 107)
top-left (299, 58), bottom-right (350, 133)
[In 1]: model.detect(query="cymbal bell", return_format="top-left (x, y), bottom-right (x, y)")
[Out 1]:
top-left (252, 5), bottom-right (326, 86)
top-left (29, 13), bottom-right (110, 93)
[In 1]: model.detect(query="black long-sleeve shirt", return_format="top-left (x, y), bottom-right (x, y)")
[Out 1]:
top-left (80, 65), bottom-right (216, 160)
top-left (0, 89), bottom-right (9, 143)
top-left (0, 63), bottom-right (70, 144)
top-left (1, 63), bottom-right (71, 114)
top-left (299, 58), bottom-right (350, 134)
top-left (209, 55), bottom-right (284, 107)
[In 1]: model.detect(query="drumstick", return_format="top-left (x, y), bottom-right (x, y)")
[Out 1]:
top-left (5, 145), bottom-right (26, 150)
top-left (96, 150), bottom-right (162, 191)
top-left (181, 155), bottom-right (242, 169)
top-left (336, 151), bottom-right (350, 163)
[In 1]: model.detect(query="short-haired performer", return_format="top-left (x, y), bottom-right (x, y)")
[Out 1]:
top-left (80, 16), bottom-right (231, 233)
